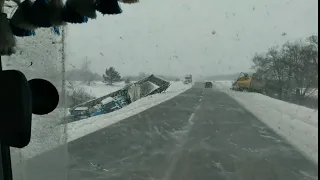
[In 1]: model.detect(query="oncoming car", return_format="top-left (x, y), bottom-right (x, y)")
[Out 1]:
top-left (205, 81), bottom-right (213, 88)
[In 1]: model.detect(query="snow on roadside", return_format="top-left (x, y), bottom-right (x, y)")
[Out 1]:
top-left (67, 81), bottom-right (192, 142)
top-left (215, 81), bottom-right (318, 126)
top-left (166, 81), bottom-right (191, 92)
top-left (214, 81), bottom-right (318, 165)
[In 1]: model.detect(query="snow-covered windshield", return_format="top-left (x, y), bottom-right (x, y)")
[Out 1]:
top-left (1, 0), bottom-right (318, 179)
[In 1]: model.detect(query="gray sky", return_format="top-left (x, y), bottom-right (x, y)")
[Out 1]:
top-left (66, 0), bottom-right (318, 78)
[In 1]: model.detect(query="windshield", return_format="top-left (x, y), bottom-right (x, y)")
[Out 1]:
top-left (1, 0), bottom-right (318, 180)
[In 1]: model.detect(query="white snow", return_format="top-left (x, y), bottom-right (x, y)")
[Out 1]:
top-left (68, 81), bottom-right (126, 98)
top-left (67, 81), bottom-right (192, 142)
top-left (101, 97), bottom-right (115, 104)
top-left (166, 81), bottom-right (192, 93)
top-left (74, 107), bottom-right (89, 111)
top-left (213, 81), bottom-right (318, 165)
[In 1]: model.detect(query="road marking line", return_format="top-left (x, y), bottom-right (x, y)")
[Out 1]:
top-left (188, 113), bottom-right (195, 124)
top-left (162, 114), bottom-right (195, 180)
top-left (161, 101), bottom-right (202, 180)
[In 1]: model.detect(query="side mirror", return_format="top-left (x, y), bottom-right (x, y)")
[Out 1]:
top-left (0, 70), bottom-right (32, 148)
top-left (28, 78), bottom-right (59, 115)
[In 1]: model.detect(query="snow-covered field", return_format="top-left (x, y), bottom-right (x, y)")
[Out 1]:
top-left (67, 81), bottom-right (127, 98)
top-left (10, 81), bottom-right (192, 163)
top-left (214, 81), bottom-right (318, 165)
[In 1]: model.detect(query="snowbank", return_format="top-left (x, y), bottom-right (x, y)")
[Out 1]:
top-left (166, 81), bottom-right (191, 92)
top-left (214, 81), bottom-right (318, 165)
top-left (67, 81), bottom-right (192, 142)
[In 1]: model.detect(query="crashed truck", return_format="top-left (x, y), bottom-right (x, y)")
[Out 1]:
top-left (67, 75), bottom-right (170, 121)
top-left (231, 72), bottom-right (265, 93)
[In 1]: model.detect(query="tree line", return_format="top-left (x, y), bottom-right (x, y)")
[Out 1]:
top-left (66, 60), bottom-right (181, 86)
top-left (252, 35), bottom-right (318, 104)
top-left (66, 60), bottom-right (102, 85)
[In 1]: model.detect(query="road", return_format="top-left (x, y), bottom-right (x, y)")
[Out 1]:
top-left (14, 82), bottom-right (318, 180)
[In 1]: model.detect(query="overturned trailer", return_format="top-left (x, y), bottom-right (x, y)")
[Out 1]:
top-left (128, 74), bottom-right (171, 101)
top-left (69, 75), bottom-right (170, 116)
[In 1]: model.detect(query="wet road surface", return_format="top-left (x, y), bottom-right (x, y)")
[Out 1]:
top-left (15, 82), bottom-right (318, 180)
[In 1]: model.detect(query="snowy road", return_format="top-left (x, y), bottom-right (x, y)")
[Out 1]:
top-left (15, 83), bottom-right (318, 180)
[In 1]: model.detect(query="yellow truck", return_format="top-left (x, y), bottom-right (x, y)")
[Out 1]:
top-left (231, 72), bottom-right (265, 93)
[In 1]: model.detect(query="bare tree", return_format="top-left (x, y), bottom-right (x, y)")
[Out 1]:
top-left (308, 35), bottom-right (318, 47)
top-left (252, 47), bottom-right (287, 99)
top-left (124, 77), bottom-right (131, 84)
top-left (65, 80), bottom-right (95, 107)
top-left (79, 59), bottom-right (97, 86)
top-left (282, 40), bottom-right (318, 101)
top-left (252, 36), bottom-right (318, 103)
top-left (306, 35), bottom-right (318, 72)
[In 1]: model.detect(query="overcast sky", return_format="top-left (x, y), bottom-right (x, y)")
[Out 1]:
top-left (65, 0), bottom-right (318, 78)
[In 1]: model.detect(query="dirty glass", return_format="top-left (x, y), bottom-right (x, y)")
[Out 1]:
top-left (1, 0), bottom-right (318, 180)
